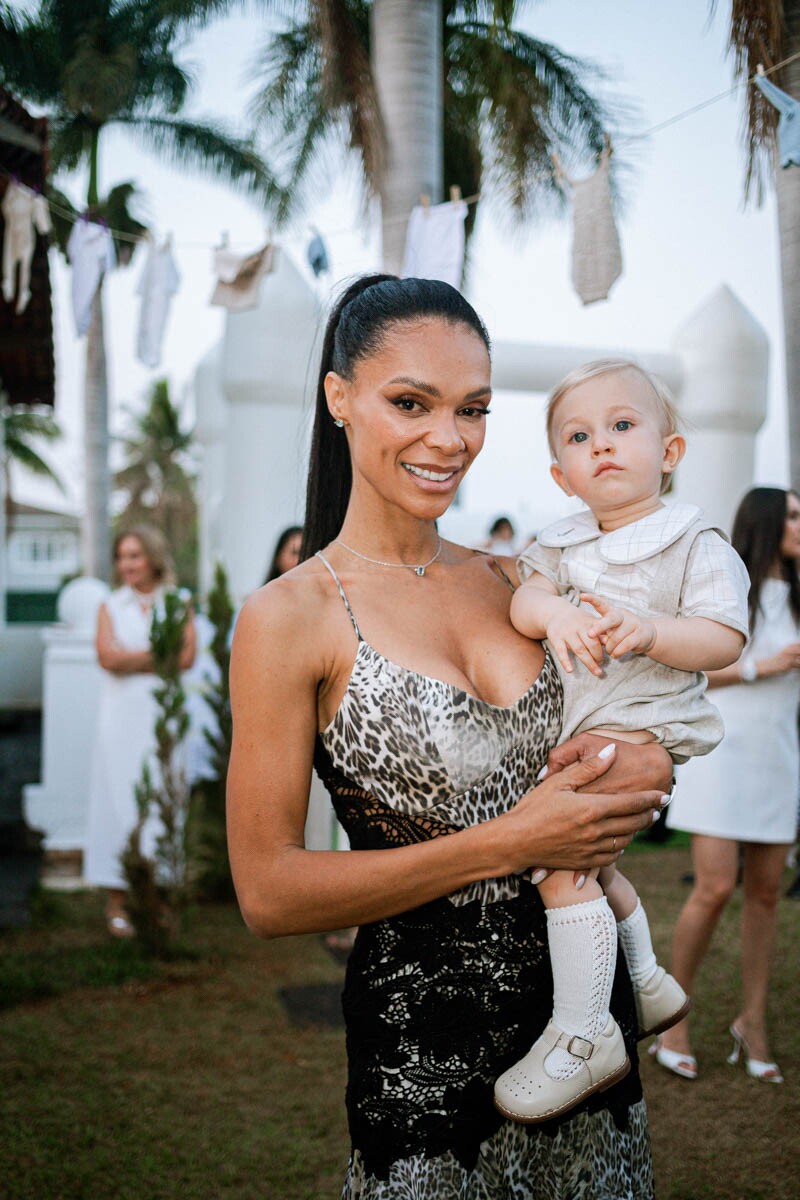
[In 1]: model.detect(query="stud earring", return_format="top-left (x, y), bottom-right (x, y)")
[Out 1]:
top-left (334, 417), bottom-right (344, 428)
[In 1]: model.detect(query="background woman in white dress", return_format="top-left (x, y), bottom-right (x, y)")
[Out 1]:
top-left (84, 527), bottom-right (196, 936)
top-left (660, 487), bottom-right (800, 1082)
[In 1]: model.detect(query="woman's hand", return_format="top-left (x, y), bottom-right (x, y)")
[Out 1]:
top-left (707, 641), bottom-right (800, 689)
top-left (500, 743), bottom-right (667, 875)
top-left (543, 732), bottom-right (674, 795)
top-left (762, 641), bottom-right (800, 677)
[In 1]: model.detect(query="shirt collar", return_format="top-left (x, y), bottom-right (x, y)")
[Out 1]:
top-left (536, 503), bottom-right (703, 564)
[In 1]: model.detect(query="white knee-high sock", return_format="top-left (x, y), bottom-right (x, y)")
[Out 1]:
top-left (616, 898), bottom-right (658, 989)
top-left (545, 896), bottom-right (617, 1080)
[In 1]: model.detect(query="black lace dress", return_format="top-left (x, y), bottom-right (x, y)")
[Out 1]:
top-left (315, 554), bottom-right (654, 1200)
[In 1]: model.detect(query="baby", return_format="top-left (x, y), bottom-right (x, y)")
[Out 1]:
top-left (493, 358), bottom-right (750, 1123)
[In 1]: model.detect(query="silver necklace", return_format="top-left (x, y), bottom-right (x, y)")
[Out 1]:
top-left (335, 536), bottom-right (442, 577)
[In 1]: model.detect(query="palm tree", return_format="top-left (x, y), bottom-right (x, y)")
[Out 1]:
top-left (716, 1), bottom-right (800, 484)
top-left (248, 0), bottom-right (617, 272)
top-left (0, 0), bottom-right (277, 580)
top-left (114, 378), bottom-right (198, 586)
top-left (1, 402), bottom-right (64, 519)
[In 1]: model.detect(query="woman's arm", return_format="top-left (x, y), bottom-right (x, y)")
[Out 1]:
top-left (96, 603), bottom-right (152, 674)
top-left (226, 584), bottom-right (668, 941)
top-left (96, 601), bottom-right (196, 674)
top-left (706, 640), bottom-right (800, 689)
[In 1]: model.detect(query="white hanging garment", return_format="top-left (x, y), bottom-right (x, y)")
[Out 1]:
top-left (135, 235), bottom-right (181, 368)
top-left (1, 182), bottom-right (51, 314)
top-left (561, 146), bottom-right (622, 306)
top-left (401, 200), bottom-right (468, 289)
top-left (210, 242), bottom-right (275, 311)
top-left (67, 218), bottom-right (116, 335)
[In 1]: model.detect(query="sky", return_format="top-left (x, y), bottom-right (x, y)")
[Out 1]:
top-left (14, 0), bottom-right (789, 549)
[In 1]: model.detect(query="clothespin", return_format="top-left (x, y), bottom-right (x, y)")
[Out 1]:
top-left (449, 184), bottom-right (462, 204)
top-left (756, 62), bottom-right (766, 77)
top-left (419, 191), bottom-right (431, 215)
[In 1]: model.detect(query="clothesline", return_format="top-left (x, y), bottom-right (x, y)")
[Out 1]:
top-left (2, 48), bottom-right (799, 253)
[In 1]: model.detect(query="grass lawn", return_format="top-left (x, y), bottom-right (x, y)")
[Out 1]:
top-left (1, 842), bottom-right (798, 1200)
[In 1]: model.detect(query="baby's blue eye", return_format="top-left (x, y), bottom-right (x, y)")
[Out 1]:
top-left (570, 431), bottom-right (588, 443)
top-left (613, 420), bottom-right (632, 431)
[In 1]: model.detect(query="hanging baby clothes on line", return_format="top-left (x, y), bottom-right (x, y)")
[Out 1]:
top-left (67, 218), bottom-right (116, 336)
top-left (753, 71), bottom-right (800, 168)
top-left (306, 230), bottom-right (329, 277)
top-left (210, 241), bottom-right (275, 311)
top-left (1, 181), bottom-right (51, 314)
top-left (556, 143), bottom-right (622, 306)
top-left (135, 235), bottom-right (181, 368)
top-left (401, 198), bottom-right (468, 289)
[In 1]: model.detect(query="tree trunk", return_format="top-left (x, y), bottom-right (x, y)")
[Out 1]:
top-left (776, 1), bottom-right (800, 488)
top-left (81, 283), bottom-right (111, 580)
top-left (371, 0), bottom-right (443, 272)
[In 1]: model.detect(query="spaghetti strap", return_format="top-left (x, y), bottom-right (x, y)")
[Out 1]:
top-left (316, 551), bottom-right (363, 641)
top-left (475, 549), bottom-right (516, 592)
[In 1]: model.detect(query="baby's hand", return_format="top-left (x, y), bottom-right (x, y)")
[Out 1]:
top-left (545, 603), bottom-right (605, 677)
top-left (581, 594), bottom-right (657, 659)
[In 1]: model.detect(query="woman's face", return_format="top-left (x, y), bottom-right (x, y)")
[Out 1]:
top-left (780, 491), bottom-right (800, 561)
top-left (326, 318), bottom-right (492, 521)
top-left (115, 536), bottom-right (157, 591)
top-left (276, 531), bottom-right (302, 576)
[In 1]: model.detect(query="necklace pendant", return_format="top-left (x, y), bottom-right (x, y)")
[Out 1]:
top-left (415, 565), bottom-right (425, 577)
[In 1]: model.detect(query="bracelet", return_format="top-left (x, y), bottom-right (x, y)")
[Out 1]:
top-left (738, 655), bottom-right (758, 683)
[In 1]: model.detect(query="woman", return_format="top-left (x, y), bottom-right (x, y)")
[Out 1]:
top-left (227, 276), bottom-right (672, 1198)
top-left (84, 527), bottom-right (196, 936)
top-left (263, 525), bottom-right (303, 584)
top-left (661, 487), bottom-right (800, 1082)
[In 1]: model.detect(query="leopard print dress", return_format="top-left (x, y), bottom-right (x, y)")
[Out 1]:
top-left (314, 553), bottom-right (654, 1200)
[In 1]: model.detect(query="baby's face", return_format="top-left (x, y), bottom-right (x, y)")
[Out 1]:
top-left (549, 372), bottom-right (678, 516)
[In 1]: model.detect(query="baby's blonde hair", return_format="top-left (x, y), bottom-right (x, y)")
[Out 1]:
top-left (546, 358), bottom-right (681, 495)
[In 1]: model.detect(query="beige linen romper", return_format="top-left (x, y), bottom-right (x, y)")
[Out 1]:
top-left (518, 503), bottom-right (750, 763)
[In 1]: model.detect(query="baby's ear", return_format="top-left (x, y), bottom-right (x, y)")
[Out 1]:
top-left (662, 433), bottom-right (686, 475)
top-left (550, 462), bottom-right (574, 497)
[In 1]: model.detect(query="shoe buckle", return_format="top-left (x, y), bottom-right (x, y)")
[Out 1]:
top-left (566, 1035), bottom-right (594, 1060)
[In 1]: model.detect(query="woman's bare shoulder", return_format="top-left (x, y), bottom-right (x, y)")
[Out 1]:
top-left (233, 556), bottom-right (338, 660)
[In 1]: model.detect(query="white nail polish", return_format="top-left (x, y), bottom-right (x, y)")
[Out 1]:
top-left (598, 743), bottom-right (616, 760)
top-left (651, 810), bottom-right (661, 823)
top-left (536, 765), bottom-right (549, 781)
top-left (575, 874), bottom-right (587, 890)
top-left (660, 792), bottom-right (672, 807)
top-left (530, 868), bottom-right (548, 884)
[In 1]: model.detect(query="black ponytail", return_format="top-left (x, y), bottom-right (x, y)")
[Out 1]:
top-left (300, 274), bottom-right (491, 559)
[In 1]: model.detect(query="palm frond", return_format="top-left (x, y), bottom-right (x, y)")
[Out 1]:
top-left (2, 405), bottom-right (65, 492)
top-left (127, 53), bottom-right (194, 116)
top-left (249, 3), bottom-right (383, 206)
top-left (112, 115), bottom-right (282, 209)
top-left (45, 184), bottom-right (78, 258)
top-left (310, 1), bottom-right (383, 190)
top-left (0, 5), bottom-right (64, 104)
top-left (3, 406), bottom-right (63, 442)
top-left (49, 114), bottom-right (92, 177)
top-left (711, 0), bottom-right (786, 201)
top-left (101, 182), bottom-right (149, 264)
top-left (447, 22), bottom-right (623, 221)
